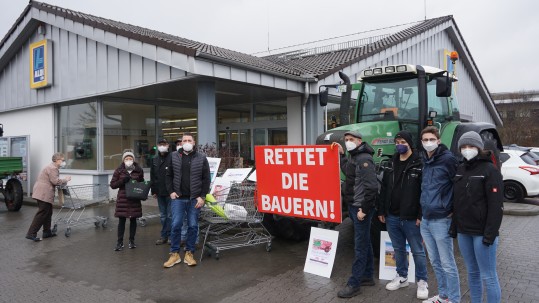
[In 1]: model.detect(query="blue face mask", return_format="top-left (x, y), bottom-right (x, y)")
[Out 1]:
top-left (396, 144), bottom-right (409, 154)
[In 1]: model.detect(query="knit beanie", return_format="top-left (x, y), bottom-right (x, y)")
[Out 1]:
top-left (122, 149), bottom-right (135, 161)
top-left (395, 130), bottom-right (414, 147)
top-left (458, 131), bottom-right (484, 149)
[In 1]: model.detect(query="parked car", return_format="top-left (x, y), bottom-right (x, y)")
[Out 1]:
top-left (531, 147), bottom-right (539, 158)
top-left (499, 150), bottom-right (539, 202)
top-left (503, 144), bottom-right (539, 165)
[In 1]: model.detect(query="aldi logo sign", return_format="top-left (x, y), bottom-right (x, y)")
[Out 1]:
top-left (29, 39), bottom-right (53, 89)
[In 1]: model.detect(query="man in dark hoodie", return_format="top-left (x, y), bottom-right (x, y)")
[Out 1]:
top-left (150, 138), bottom-right (172, 245)
top-left (378, 130), bottom-right (429, 300)
top-left (419, 126), bottom-right (460, 303)
top-left (336, 131), bottom-right (378, 299)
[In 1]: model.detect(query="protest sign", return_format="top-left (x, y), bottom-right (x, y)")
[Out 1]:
top-left (379, 231), bottom-right (416, 282)
top-left (304, 227), bottom-right (339, 278)
top-left (255, 145), bottom-right (341, 223)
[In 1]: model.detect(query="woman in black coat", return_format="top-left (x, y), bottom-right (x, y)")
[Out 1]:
top-left (450, 131), bottom-right (503, 303)
top-left (110, 150), bottom-right (144, 251)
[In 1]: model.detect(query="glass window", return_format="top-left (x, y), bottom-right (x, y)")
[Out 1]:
top-left (254, 101), bottom-right (287, 121)
top-left (58, 102), bottom-right (97, 170)
top-left (218, 104), bottom-right (250, 123)
top-left (159, 106), bottom-right (198, 145)
top-left (103, 101), bottom-right (155, 170)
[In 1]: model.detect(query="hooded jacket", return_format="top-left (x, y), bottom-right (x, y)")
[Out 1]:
top-left (378, 150), bottom-right (423, 220)
top-left (340, 142), bottom-right (378, 214)
top-left (420, 144), bottom-right (458, 219)
top-left (450, 151), bottom-right (503, 244)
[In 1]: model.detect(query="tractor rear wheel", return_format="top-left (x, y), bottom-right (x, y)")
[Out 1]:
top-left (4, 179), bottom-right (23, 211)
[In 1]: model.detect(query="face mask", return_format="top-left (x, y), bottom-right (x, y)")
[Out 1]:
top-left (176, 145), bottom-right (182, 151)
top-left (345, 141), bottom-right (357, 151)
top-left (396, 144), bottom-right (409, 154)
top-left (461, 148), bottom-right (479, 161)
top-left (124, 160), bottom-right (134, 167)
top-left (182, 142), bottom-right (194, 152)
top-left (157, 146), bottom-right (168, 153)
top-left (422, 141), bottom-right (438, 152)
top-left (60, 161), bottom-right (66, 168)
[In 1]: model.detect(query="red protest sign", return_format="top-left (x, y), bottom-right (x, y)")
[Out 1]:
top-left (255, 145), bottom-right (341, 223)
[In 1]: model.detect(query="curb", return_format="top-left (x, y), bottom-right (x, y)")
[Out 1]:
top-left (503, 202), bottom-right (539, 216)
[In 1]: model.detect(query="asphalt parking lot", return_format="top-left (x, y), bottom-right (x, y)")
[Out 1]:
top-left (0, 197), bottom-right (538, 303)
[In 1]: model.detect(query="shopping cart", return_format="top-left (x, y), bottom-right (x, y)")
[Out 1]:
top-left (200, 182), bottom-right (272, 261)
top-left (52, 184), bottom-right (109, 237)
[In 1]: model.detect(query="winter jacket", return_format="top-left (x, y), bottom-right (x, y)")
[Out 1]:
top-left (110, 163), bottom-right (145, 218)
top-left (32, 163), bottom-right (69, 203)
top-left (420, 144), bottom-right (458, 219)
top-left (340, 142), bottom-right (378, 215)
top-left (150, 152), bottom-right (170, 196)
top-left (378, 151), bottom-right (423, 220)
top-left (450, 152), bottom-right (503, 245)
top-left (166, 150), bottom-right (210, 200)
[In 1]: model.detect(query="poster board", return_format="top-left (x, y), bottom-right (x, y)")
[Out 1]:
top-left (207, 157), bottom-right (221, 183)
top-left (378, 231), bottom-right (416, 282)
top-left (304, 227), bottom-right (339, 278)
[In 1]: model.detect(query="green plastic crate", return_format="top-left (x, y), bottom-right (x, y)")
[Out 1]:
top-left (0, 157), bottom-right (23, 177)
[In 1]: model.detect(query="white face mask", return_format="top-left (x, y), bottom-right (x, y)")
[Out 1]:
top-left (461, 148), bottom-right (479, 161)
top-left (182, 142), bottom-right (194, 152)
top-left (422, 141), bottom-right (438, 152)
top-left (176, 145), bottom-right (182, 151)
top-left (60, 161), bottom-right (66, 168)
top-left (345, 141), bottom-right (357, 151)
top-left (157, 146), bottom-right (168, 153)
top-left (124, 160), bottom-right (134, 167)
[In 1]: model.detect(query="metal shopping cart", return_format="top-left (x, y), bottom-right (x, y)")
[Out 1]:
top-left (200, 182), bottom-right (272, 261)
top-left (52, 184), bottom-right (109, 237)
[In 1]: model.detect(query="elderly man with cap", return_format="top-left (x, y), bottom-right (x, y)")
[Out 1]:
top-left (450, 131), bottom-right (503, 303)
top-left (378, 130), bottom-right (429, 299)
top-left (110, 149), bottom-right (145, 251)
top-left (151, 138), bottom-right (172, 245)
top-left (336, 130), bottom-right (379, 298)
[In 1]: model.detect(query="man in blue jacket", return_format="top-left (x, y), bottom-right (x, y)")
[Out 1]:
top-left (419, 126), bottom-right (460, 303)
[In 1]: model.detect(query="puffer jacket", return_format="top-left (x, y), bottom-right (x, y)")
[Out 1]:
top-left (420, 144), bottom-right (458, 219)
top-left (450, 151), bottom-right (503, 245)
top-left (340, 142), bottom-right (378, 215)
top-left (110, 162), bottom-right (145, 218)
top-left (378, 151), bottom-right (423, 220)
top-left (166, 150), bottom-right (210, 200)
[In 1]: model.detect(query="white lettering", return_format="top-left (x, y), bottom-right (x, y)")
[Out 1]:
top-left (316, 147), bottom-right (326, 165)
top-left (305, 148), bottom-right (315, 165)
top-left (274, 148), bottom-right (283, 165)
top-left (261, 195), bottom-right (271, 210)
top-left (282, 173), bottom-right (292, 189)
top-left (264, 149), bottom-right (274, 165)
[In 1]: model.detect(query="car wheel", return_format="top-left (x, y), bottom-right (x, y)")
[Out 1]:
top-left (503, 181), bottom-right (525, 203)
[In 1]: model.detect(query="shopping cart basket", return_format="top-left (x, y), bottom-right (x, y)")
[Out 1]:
top-left (200, 183), bottom-right (272, 261)
top-left (52, 184), bottom-right (109, 237)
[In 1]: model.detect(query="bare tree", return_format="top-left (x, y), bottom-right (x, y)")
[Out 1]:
top-left (495, 91), bottom-right (539, 147)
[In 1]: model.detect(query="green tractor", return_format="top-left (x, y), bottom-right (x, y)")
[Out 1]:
top-left (316, 62), bottom-right (503, 253)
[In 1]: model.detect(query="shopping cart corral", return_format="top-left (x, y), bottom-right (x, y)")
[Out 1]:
top-left (200, 183), bottom-right (272, 261)
top-left (52, 184), bottom-right (109, 237)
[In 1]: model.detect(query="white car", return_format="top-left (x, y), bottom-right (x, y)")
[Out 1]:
top-left (500, 150), bottom-right (539, 202)
top-left (531, 147), bottom-right (539, 158)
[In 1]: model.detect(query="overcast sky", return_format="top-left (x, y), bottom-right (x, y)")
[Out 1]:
top-left (1, 0), bottom-right (537, 93)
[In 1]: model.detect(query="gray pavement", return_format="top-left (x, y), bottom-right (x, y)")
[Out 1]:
top-left (1, 198), bottom-right (538, 303)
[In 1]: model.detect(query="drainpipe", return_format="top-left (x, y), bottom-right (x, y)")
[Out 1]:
top-left (302, 81), bottom-right (310, 145)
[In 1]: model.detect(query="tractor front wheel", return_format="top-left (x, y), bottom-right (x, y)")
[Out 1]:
top-left (4, 179), bottom-right (23, 211)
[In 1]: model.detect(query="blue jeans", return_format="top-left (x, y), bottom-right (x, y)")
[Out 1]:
top-left (347, 205), bottom-right (374, 288)
top-left (181, 218), bottom-right (199, 244)
top-left (421, 217), bottom-right (460, 302)
top-left (386, 215), bottom-right (428, 281)
top-left (157, 195), bottom-right (171, 239)
top-left (457, 234), bottom-right (501, 303)
top-left (170, 198), bottom-right (200, 253)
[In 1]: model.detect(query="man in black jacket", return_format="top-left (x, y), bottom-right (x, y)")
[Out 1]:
top-left (378, 130), bottom-right (429, 300)
top-left (163, 133), bottom-right (210, 268)
top-left (337, 131), bottom-right (379, 299)
top-left (150, 138), bottom-right (172, 245)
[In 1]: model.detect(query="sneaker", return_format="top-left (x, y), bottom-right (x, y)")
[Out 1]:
top-left (25, 235), bottom-right (42, 242)
top-left (360, 277), bottom-right (376, 286)
top-left (337, 284), bottom-right (361, 298)
top-left (42, 231), bottom-right (57, 239)
top-left (163, 252), bottom-right (181, 268)
top-left (128, 240), bottom-right (137, 249)
top-left (155, 238), bottom-right (168, 245)
top-left (422, 295), bottom-right (450, 303)
top-left (114, 242), bottom-right (124, 251)
top-left (183, 251), bottom-right (197, 266)
top-left (386, 274), bottom-right (409, 290)
top-left (417, 280), bottom-right (429, 299)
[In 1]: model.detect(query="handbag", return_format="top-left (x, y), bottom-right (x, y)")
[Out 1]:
top-left (125, 180), bottom-right (151, 200)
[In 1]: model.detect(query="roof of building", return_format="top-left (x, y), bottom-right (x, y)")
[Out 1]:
top-left (0, 1), bottom-right (453, 80)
